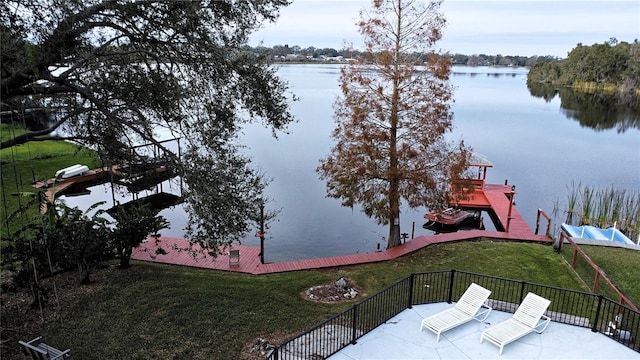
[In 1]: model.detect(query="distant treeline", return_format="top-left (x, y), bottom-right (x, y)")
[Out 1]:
top-left (527, 39), bottom-right (639, 101)
top-left (244, 44), bottom-right (558, 68)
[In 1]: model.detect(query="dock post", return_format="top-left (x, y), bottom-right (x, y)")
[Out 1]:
top-left (258, 200), bottom-right (265, 264)
top-left (506, 185), bottom-right (516, 232)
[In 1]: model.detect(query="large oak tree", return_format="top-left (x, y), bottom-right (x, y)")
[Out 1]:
top-left (1, 0), bottom-right (294, 251)
top-left (318, 0), bottom-right (471, 249)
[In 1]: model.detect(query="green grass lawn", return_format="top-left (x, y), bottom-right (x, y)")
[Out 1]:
top-left (560, 244), bottom-right (640, 305)
top-left (1, 123), bottom-right (100, 237)
top-left (2, 123), bottom-right (638, 359)
top-left (2, 240), bottom-right (589, 360)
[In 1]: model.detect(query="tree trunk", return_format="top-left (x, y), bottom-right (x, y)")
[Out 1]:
top-left (387, 135), bottom-right (401, 248)
top-left (120, 247), bottom-right (132, 268)
top-left (387, 214), bottom-right (402, 248)
top-left (79, 261), bottom-right (91, 285)
top-left (387, 129), bottom-right (402, 249)
top-left (387, 9), bottom-right (402, 250)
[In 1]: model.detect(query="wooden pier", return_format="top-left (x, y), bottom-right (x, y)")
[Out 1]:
top-left (131, 180), bottom-right (551, 275)
top-left (33, 165), bottom-right (172, 212)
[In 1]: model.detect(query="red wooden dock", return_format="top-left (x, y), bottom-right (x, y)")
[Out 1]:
top-left (131, 182), bottom-right (551, 275)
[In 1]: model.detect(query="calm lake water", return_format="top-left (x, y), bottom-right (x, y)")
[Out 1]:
top-left (61, 64), bottom-right (640, 262)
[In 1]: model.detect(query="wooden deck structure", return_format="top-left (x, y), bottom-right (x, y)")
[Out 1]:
top-left (33, 139), bottom-right (179, 206)
top-left (33, 165), bottom-right (172, 213)
top-left (132, 180), bottom-right (551, 275)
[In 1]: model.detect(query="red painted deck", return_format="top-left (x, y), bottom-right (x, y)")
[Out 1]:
top-left (131, 182), bottom-right (551, 274)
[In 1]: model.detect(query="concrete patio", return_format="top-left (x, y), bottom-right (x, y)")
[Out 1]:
top-left (328, 303), bottom-right (638, 360)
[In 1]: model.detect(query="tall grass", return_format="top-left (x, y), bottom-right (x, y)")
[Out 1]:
top-left (557, 183), bottom-right (640, 241)
top-left (572, 80), bottom-right (617, 94)
top-left (580, 185), bottom-right (595, 225)
top-left (565, 181), bottom-right (580, 224)
top-left (596, 188), bottom-right (614, 228)
top-left (622, 194), bottom-right (640, 241)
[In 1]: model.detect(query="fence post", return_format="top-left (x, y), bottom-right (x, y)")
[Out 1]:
top-left (557, 231), bottom-right (565, 252)
top-left (407, 274), bottom-right (415, 309)
top-left (592, 294), bottom-right (604, 333)
top-left (447, 270), bottom-right (456, 303)
top-left (351, 304), bottom-right (359, 345)
top-left (519, 280), bottom-right (526, 303)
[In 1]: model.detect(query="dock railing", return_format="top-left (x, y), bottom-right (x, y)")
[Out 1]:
top-left (266, 269), bottom-right (640, 359)
top-left (535, 208), bottom-right (552, 237)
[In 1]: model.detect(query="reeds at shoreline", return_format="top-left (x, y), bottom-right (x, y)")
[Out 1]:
top-left (558, 182), bottom-right (639, 242)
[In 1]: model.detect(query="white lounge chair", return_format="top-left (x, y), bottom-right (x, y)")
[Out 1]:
top-left (480, 292), bottom-right (551, 355)
top-left (420, 283), bottom-right (492, 342)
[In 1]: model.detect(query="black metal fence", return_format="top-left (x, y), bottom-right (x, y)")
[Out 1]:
top-left (266, 269), bottom-right (639, 359)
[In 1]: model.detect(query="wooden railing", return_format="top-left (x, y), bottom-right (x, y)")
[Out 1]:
top-left (560, 231), bottom-right (638, 311)
top-left (535, 208), bottom-right (552, 237)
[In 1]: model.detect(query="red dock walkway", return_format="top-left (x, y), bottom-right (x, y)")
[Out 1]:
top-left (131, 182), bottom-right (551, 275)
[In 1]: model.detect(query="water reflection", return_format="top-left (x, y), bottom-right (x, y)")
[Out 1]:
top-left (52, 65), bottom-right (639, 263)
top-left (451, 66), bottom-right (529, 76)
top-left (527, 82), bottom-right (640, 133)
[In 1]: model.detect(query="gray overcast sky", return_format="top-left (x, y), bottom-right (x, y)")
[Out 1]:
top-left (250, 0), bottom-right (640, 58)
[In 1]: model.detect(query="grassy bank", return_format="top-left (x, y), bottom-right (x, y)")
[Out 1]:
top-left (0, 124), bottom-right (100, 237)
top-left (2, 240), bottom-right (588, 359)
top-left (560, 244), bottom-right (640, 305)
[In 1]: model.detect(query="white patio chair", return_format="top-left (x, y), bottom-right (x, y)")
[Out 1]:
top-left (19, 336), bottom-right (70, 360)
top-left (420, 283), bottom-right (492, 342)
top-left (480, 292), bottom-right (551, 355)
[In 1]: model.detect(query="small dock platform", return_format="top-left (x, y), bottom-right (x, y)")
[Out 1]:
top-left (33, 167), bottom-right (112, 201)
top-left (33, 165), bottom-right (171, 212)
top-left (456, 182), bottom-right (533, 234)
